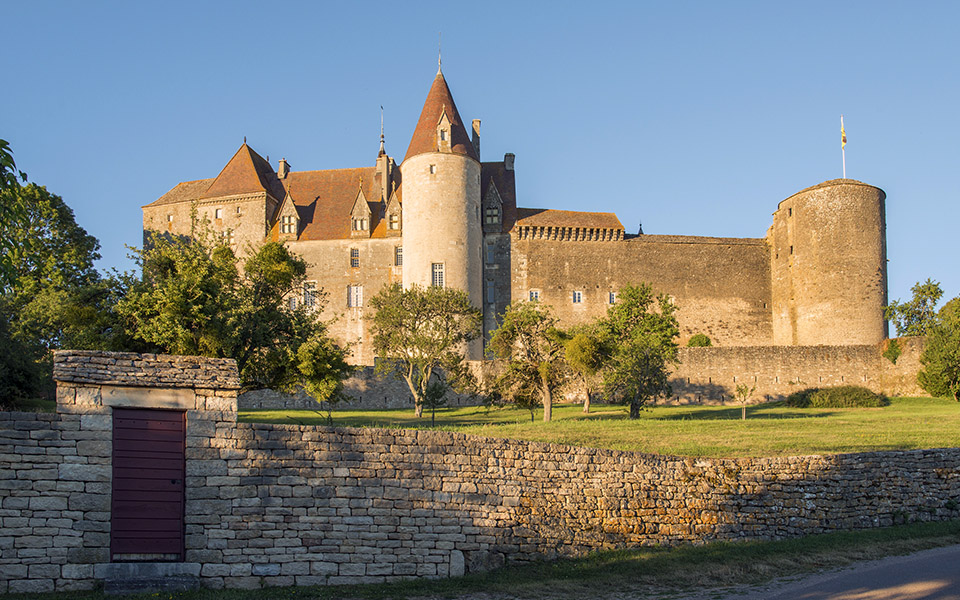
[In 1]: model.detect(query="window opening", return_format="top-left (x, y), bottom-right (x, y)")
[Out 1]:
top-left (350, 248), bottom-right (359, 268)
top-left (347, 285), bottom-right (363, 308)
top-left (394, 246), bottom-right (403, 267)
top-left (431, 263), bottom-right (445, 288)
top-left (572, 291), bottom-right (583, 304)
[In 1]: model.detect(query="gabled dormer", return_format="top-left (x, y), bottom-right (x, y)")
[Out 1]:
top-left (276, 189), bottom-right (300, 241)
top-left (482, 178), bottom-right (503, 233)
top-left (437, 107), bottom-right (452, 153)
top-left (350, 185), bottom-right (372, 238)
top-left (385, 184), bottom-right (402, 237)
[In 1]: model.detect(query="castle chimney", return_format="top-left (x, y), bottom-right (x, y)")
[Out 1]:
top-left (471, 119), bottom-right (481, 159)
top-left (504, 152), bottom-right (515, 171)
top-left (278, 158), bottom-right (290, 179)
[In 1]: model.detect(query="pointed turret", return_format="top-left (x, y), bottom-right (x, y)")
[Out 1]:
top-left (403, 71), bottom-right (479, 163)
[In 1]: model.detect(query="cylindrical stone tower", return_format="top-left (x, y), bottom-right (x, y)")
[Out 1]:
top-left (400, 69), bottom-right (483, 356)
top-left (769, 179), bottom-right (888, 345)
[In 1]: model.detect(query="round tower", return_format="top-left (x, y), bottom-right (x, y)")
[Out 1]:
top-left (769, 179), bottom-right (888, 346)
top-left (400, 68), bottom-right (483, 356)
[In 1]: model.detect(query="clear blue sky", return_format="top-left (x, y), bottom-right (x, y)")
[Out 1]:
top-left (4, 1), bottom-right (958, 308)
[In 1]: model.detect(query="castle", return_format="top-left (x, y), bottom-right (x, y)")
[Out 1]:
top-left (144, 64), bottom-right (890, 370)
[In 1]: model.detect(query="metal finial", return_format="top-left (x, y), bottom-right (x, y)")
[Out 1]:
top-left (243, 136), bottom-right (247, 144)
top-left (438, 32), bottom-right (442, 73)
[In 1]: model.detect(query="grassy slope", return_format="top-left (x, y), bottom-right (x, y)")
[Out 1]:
top-left (240, 397), bottom-right (960, 458)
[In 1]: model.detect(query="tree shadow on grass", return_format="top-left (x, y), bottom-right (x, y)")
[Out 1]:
top-left (656, 405), bottom-right (840, 421)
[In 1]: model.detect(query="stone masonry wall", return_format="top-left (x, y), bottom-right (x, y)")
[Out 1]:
top-left (2, 350), bottom-right (956, 592)
top-left (668, 338), bottom-right (926, 404)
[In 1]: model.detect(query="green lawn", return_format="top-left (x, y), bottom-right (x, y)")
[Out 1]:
top-left (240, 396), bottom-right (960, 457)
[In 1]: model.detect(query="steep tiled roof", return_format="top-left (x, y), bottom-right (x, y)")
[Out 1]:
top-left (481, 162), bottom-right (518, 232)
top-left (404, 71), bottom-right (479, 162)
top-left (202, 143), bottom-right (285, 201)
top-left (284, 167), bottom-right (393, 241)
top-left (515, 208), bottom-right (624, 230)
top-left (146, 179), bottom-right (214, 208)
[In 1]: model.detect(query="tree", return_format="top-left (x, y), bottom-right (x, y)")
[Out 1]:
top-left (0, 139), bottom-right (28, 290)
top-left (296, 332), bottom-right (355, 423)
top-left (118, 227), bottom-right (350, 392)
top-left (564, 327), bottom-right (607, 414)
top-left (735, 382), bottom-right (756, 420)
top-left (0, 183), bottom-right (121, 398)
top-left (687, 333), bottom-right (712, 347)
top-left (488, 301), bottom-right (568, 422)
top-left (369, 283), bottom-right (481, 418)
top-left (885, 279), bottom-right (943, 336)
top-left (599, 283), bottom-right (680, 419)
top-left (917, 296), bottom-right (960, 401)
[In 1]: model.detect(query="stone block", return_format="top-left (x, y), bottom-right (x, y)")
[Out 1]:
top-left (311, 561), bottom-right (340, 576)
top-left (79, 414), bottom-right (111, 431)
top-left (76, 440), bottom-right (111, 457)
top-left (201, 563), bottom-right (231, 577)
top-left (223, 576), bottom-right (260, 589)
top-left (251, 563), bottom-right (281, 576)
top-left (280, 561), bottom-right (310, 576)
top-left (9, 578), bottom-right (54, 593)
top-left (61, 563), bottom-right (94, 579)
top-left (58, 463), bottom-right (110, 482)
top-left (339, 562), bottom-right (366, 576)
top-left (449, 549), bottom-right (465, 577)
top-left (29, 563), bottom-right (61, 579)
top-left (28, 496), bottom-right (68, 511)
top-left (68, 493), bottom-right (110, 512)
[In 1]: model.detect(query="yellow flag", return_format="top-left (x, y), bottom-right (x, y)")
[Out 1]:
top-left (841, 120), bottom-right (847, 149)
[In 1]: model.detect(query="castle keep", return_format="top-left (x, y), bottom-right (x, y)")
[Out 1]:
top-left (143, 65), bottom-right (889, 367)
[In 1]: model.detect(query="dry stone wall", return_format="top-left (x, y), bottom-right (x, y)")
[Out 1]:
top-left (1, 351), bottom-right (957, 593)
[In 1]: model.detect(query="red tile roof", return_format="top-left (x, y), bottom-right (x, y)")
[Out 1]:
top-left (514, 208), bottom-right (624, 230)
top-left (404, 71), bottom-right (479, 163)
top-left (146, 178), bottom-right (214, 208)
top-left (202, 143), bottom-right (286, 201)
top-left (284, 167), bottom-right (397, 241)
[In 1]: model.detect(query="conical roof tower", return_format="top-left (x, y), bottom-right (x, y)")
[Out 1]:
top-left (403, 70), bottom-right (478, 163)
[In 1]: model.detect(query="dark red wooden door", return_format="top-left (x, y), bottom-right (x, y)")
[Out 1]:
top-left (111, 408), bottom-right (185, 561)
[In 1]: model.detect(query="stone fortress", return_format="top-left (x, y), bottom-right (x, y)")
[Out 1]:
top-left (144, 62), bottom-right (915, 403)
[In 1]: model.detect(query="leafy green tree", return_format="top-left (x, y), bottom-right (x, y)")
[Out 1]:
top-left (687, 333), bottom-right (712, 347)
top-left (598, 283), bottom-right (680, 419)
top-left (917, 296), bottom-right (960, 401)
top-left (119, 228), bottom-right (349, 392)
top-left (296, 332), bottom-right (355, 423)
top-left (885, 279), bottom-right (943, 336)
top-left (564, 327), bottom-right (607, 414)
top-left (488, 301), bottom-right (568, 422)
top-left (0, 139), bottom-right (28, 290)
top-left (369, 283), bottom-right (481, 418)
top-left (0, 183), bottom-right (123, 398)
top-left (735, 382), bottom-right (756, 420)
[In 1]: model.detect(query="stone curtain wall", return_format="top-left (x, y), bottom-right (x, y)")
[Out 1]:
top-left (1, 350), bottom-right (956, 592)
top-left (669, 338), bottom-right (926, 404)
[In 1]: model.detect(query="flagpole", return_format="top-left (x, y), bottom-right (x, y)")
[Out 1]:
top-left (841, 115), bottom-right (846, 178)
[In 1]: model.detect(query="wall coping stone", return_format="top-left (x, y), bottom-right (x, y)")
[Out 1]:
top-left (53, 350), bottom-right (240, 390)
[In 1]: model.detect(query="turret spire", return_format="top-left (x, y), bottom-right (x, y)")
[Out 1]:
top-left (378, 105), bottom-right (386, 157)
top-left (438, 32), bottom-right (442, 74)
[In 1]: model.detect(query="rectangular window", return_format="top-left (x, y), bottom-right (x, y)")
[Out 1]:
top-left (394, 246), bottom-right (403, 267)
top-left (352, 218), bottom-right (368, 231)
top-left (221, 230), bottom-right (234, 244)
top-left (281, 215), bottom-right (296, 234)
top-left (214, 208), bottom-right (223, 219)
top-left (485, 242), bottom-right (495, 264)
top-left (439, 129), bottom-right (447, 141)
top-left (572, 290), bottom-right (583, 304)
top-left (347, 285), bottom-right (361, 308)
top-left (288, 296), bottom-right (297, 310)
top-left (529, 290), bottom-right (540, 302)
top-left (303, 282), bottom-right (317, 309)
top-left (347, 285), bottom-right (363, 308)
top-left (486, 280), bottom-right (495, 304)
top-left (431, 263), bottom-right (445, 288)
top-left (389, 213), bottom-right (400, 230)
top-left (350, 248), bottom-right (359, 268)
top-left (485, 206), bottom-right (500, 224)
top-left (429, 164), bottom-right (437, 174)
top-left (609, 291), bottom-right (617, 304)
top-left (166, 214), bottom-right (173, 222)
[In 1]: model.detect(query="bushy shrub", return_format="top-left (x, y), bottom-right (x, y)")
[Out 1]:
top-left (785, 385), bottom-right (888, 408)
top-left (687, 333), bottom-right (712, 347)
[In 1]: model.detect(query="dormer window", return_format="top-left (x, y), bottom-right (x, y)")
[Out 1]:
top-left (280, 215), bottom-right (297, 234)
top-left (352, 218), bottom-right (368, 231)
top-left (389, 213), bottom-right (400, 230)
top-left (439, 129), bottom-right (448, 141)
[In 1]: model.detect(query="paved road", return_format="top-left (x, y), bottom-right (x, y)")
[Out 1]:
top-left (715, 544), bottom-right (960, 600)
